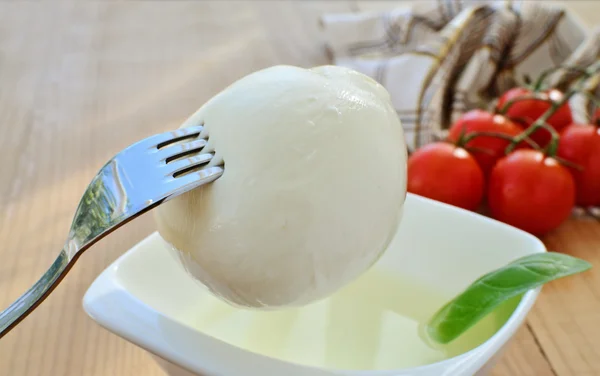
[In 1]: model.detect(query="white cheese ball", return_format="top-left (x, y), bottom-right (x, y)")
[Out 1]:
top-left (154, 65), bottom-right (407, 308)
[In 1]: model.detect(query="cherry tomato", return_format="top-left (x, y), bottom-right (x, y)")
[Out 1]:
top-left (557, 124), bottom-right (600, 206)
top-left (447, 110), bottom-right (524, 176)
top-left (408, 142), bottom-right (484, 211)
top-left (497, 87), bottom-right (572, 148)
top-left (487, 149), bottom-right (575, 235)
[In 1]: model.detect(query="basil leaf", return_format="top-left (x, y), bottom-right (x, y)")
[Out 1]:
top-left (425, 252), bottom-right (592, 345)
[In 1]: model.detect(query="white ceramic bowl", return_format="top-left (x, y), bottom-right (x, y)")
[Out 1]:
top-left (83, 193), bottom-right (546, 376)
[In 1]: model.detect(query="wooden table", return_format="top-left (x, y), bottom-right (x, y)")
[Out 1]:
top-left (0, 2), bottom-right (598, 375)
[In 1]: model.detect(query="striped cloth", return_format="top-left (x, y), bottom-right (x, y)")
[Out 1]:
top-left (320, 0), bottom-right (599, 153)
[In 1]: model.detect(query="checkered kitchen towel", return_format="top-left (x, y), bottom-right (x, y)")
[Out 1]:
top-left (320, 0), bottom-right (600, 152)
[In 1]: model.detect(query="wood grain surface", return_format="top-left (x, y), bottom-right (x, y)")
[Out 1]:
top-left (0, 2), bottom-right (598, 376)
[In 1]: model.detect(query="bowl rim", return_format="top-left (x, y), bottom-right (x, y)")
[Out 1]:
top-left (83, 193), bottom-right (546, 376)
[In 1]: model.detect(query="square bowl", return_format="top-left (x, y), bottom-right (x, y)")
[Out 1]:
top-left (83, 193), bottom-right (546, 376)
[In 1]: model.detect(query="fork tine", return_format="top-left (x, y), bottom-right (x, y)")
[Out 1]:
top-left (167, 166), bottom-right (224, 196)
top-left (157, 139), bottom-right (209, 162)
top-left (139, 125), bottom-right (204, 149)
top-left (164, 153), bottom-right (214, 177)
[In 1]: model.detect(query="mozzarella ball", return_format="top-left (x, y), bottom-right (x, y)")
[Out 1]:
top-left (154, 65), bottom-right (407, 308)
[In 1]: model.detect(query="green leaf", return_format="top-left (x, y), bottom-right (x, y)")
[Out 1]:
top-left (424, 252), bottom-right (592, 345)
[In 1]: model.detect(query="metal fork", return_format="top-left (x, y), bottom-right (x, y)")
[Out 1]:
top-left (0, 125), bottom-right (223, 339)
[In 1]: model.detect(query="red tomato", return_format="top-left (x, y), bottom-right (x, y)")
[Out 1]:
top-left (408, 142), bottom-right (484, 211)
top-left (447, 110), bottom-right (524, 176)
top-left (487, 149), bottom-right (575, 235)
top-left (497, 87), bottom-right (572, 148)
top-left (557, 124), bottom-right (600, 206)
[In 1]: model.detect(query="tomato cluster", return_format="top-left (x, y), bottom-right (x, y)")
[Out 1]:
top-left (407, 86), bottom-right (600, 236)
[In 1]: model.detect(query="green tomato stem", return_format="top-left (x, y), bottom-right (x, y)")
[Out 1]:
top-left (452, 126), bottom-right (469, 149)
top-left (461, 130), bottom-right (542, 151)
top-left (463, 146), bottom-right (495, 156)
top-left (532, 65), bottom-right (591, 92)
top-left (505, 60), bottom-right (600, 155)
top-left (581, 91), bottom-right (600, 125)
top-left (497, 94), bottom-right (552, 115)
top-left (462, 131), bottom-right (515, 144)
top-left (540, 122), bottom-right (560, 157)
top-left (554, 155), bottom-right (584, 171)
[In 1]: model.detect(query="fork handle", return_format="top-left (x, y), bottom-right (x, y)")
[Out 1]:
top-left (0, 249), bottom-right (72, 339)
